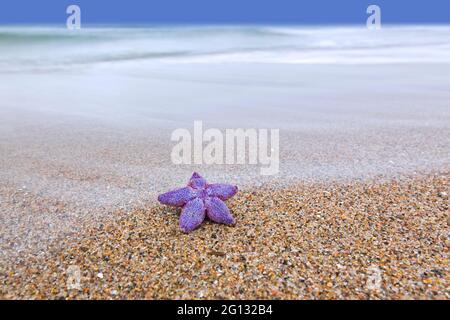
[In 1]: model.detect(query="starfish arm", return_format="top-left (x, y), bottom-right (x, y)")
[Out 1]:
top-left (157, 187), bottom-right (196, 207)
top-left (179, 198), bottom-right (206, 233)
top-left (189, 172), bottom-right (207, 189)
top-left (207, 184), bottom-right (238, 201)
top-left (205, 197), bottom-right (236, 225)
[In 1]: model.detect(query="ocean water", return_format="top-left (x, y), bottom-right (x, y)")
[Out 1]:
top-left (1, 25), bottom-right (450, 71)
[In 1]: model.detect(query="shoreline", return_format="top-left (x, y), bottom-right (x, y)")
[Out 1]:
top-left (1, 170), bottom-right (448, 299)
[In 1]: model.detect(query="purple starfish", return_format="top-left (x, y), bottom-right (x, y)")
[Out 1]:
top-left (158, 172), bottom-right (238, 233)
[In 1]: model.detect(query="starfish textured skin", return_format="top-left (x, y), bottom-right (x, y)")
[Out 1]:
top-left (158, 172), bottom-right (238, 233)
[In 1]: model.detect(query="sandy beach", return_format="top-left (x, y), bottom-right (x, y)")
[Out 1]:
top-left (0, 26), bottom-right (449, 299)
top-left (1, 171), bottom-right (448, 299)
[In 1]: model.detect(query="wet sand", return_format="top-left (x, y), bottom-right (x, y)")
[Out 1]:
top-left (1, 63), bottom-right (450, 262)
top-left (1, 171), bottom-right (448, 299)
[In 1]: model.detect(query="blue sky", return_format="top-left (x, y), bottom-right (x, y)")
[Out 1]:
top-left (0, 0), bottom-right (449, 25)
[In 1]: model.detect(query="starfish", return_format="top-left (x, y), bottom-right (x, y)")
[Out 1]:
top-left (158, 172), bottom-right (238, 233)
